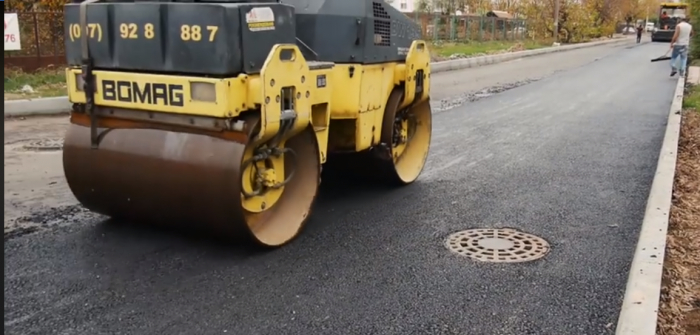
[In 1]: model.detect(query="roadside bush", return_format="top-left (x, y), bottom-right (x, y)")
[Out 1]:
top-left (690, 0), bottom-right (700, 61)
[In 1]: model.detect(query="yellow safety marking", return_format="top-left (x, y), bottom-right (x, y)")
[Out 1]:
top-left (66, 68), bottom-right (249, 118)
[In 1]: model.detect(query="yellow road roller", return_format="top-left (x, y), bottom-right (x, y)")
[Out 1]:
top-left (62, 0), bottom-right (432, 247)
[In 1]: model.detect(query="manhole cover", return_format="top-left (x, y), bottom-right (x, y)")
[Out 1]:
top-left (445, 228), bottom-right (550, 263)
top-left (21, 138), bottom-right (63, 151)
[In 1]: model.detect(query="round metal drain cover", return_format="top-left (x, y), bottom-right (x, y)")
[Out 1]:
top-left (21, 138), bottom-right (63, 151)
top-left (445, 228), bottom-right (550, 263)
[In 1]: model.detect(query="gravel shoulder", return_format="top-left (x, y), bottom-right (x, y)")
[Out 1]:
top-left (3, 115), bottom-right (83, 238)
top-left (657, 96), bottom-right (700, 335)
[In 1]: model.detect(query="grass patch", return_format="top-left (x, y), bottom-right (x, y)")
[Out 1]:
top-left (4, 66), bottom-right (67, 101)
top-left (682, 83), bottom-right (700, 109)
top-left (430, 39), bottom-right (552, 61)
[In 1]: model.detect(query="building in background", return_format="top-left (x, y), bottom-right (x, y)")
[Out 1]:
top-left (385, 0), bottom-right (415, 12)
top-left (385, 0), bottom-right (473, 14)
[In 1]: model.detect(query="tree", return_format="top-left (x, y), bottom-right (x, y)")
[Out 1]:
top-left (5, 0), bottom-right (70, 11)
top-left (415, 0), bottom-right (432, 12)
top-left (517, 0), bottom-right (666, 41)
top-left (431, 0), bottom-right (468, 14)
top-left (518, 0), bottom-right (605, 41)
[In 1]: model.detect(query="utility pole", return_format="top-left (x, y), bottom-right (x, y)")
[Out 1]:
top-left (553, 0), bottom-right (560, 42)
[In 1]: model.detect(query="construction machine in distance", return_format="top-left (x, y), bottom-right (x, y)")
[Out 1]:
top-left (651, 2), bottom-right (689, 42)
top-left (62, 0), bottom-right (433, 247)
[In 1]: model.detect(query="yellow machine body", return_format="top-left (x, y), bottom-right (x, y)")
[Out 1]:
top-left (63, 42), bottom-right (433, 247)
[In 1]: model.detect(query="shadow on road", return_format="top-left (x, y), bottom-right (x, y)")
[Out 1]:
top-left (68, 158), bottom-right (422, 263)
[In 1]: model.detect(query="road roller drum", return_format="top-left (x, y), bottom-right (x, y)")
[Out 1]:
top-left (62, 0), bottom-right (433, 247)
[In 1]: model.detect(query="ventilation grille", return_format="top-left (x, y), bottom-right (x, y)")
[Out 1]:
top-left (372, 2), bottom-right (390, 19)
top-left (372, 2), bottom-right (391, 46)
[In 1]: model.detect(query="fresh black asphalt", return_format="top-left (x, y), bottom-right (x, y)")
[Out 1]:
top-left (4, 42), bottom-right (677, 335)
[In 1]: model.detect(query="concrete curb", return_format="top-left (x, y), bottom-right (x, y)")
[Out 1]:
top-left (4, 96), bottom-right (71, 117)
top-left (614, 75), bottom-right (686, 334)
top-left (4, 37), bottom-right (633, 118)
top-left (431, 36), bottom-right (633, 74)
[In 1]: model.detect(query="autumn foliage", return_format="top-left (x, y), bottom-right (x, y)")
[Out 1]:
top-left (517, 0), bottom-right (620, 42)
top-left (418, 0), bottom-right (664, 43)
top-left (4, 0), bottom-right (68, 58)
top-left (1, 0), bottom-right (672, 59)
top-left (4, 0), bottom-right (69, 11)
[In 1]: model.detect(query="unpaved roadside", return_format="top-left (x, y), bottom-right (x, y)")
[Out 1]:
top-left (657, 108), bottom-right (700, 335)
top-left (3, 115), bottom-right (91, 239)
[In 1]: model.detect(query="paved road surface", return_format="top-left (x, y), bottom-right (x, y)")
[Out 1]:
top-left (4, 41), bottom-right (677, 335)
top-left (2, 41), bottom-right (635, 225)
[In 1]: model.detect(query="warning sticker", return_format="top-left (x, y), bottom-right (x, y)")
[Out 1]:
top-left (245, 7), bottom-right (275, 32)
top-left (4, 13), bottom-right (22, 51)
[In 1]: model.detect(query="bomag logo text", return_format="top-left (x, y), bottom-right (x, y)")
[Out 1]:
top-left (101, 80), bottom-right (184, 107)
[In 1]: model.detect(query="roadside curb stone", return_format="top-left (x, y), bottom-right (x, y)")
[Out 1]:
top-left (431, 37), bottom-right (633, 73)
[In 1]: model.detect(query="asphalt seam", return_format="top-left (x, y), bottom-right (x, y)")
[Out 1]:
top-left (614, 75), bottom-right (685, 335)
top-left (3, 37), bottom-right (632, 117)
top-left (430, 44), bottom-right (631, 114)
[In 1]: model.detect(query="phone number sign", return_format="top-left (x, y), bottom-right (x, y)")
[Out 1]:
top-left (5, 13), bottom-right (22, 51)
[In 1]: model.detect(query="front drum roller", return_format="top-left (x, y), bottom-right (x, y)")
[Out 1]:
top-left (62, 115), bottom-right (321, 247)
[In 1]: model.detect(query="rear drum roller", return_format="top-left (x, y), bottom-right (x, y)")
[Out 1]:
top-left (323, 89), bottom-right (432, 185)
top-left (63, 115), bottom-right (320, 247)
top-left (376, 89), bottom-right (433, 185)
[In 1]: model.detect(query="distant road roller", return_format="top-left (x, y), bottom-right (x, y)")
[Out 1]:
top-left (62, 0), bottom-right (432, 247)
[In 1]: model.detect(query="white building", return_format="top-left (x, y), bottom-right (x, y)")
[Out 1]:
top-left (385, 0), bottom-right (465, 14)
top-left (384, 0), bottom-right (416, 13)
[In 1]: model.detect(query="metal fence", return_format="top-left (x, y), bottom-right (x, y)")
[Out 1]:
top-left (3, 10), bottom-right (527, 72)
top-left (411, 13), bottom-right (528, 42)
top-left (4, 11), bottom-right (65, 72)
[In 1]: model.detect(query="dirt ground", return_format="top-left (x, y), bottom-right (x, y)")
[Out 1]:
top-left (3, 114), bottom-right (91, 238)
top-left (657, 109), bottom-right (700, 335)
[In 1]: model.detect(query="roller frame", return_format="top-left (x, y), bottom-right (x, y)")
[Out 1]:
top-left (63, 39), bottom-right (432, 247)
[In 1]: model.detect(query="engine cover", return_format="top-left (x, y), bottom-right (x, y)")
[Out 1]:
top-left (64, 2), bottom-right (296, 76)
